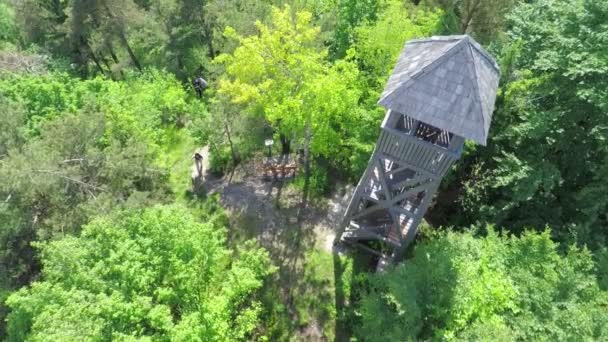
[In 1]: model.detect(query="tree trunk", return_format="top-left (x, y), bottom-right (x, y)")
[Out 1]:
top-left (280, 133), bottom-right (291, 155)
top-left (204, 24), bottom-right (216, 59)
top-left (461, 0), bottom-right (482, 33)
top-left (85, 42), bottom-right (108, 77)
top-left (101, 1), bottom-right (143, 71)
top-left (107, 42), bottom-right (120, 64)
top-left (300, 119), bottom-right (312, 215)
top-left (105, 42), bottom-right (124, 78)
top-left (89, 50), bottom-right (107, 76)
top-left (118, 31), bottom-right (142, 71)
top-left (99, 54), bottom-right (118, 80)
top-left (74, 37), bottom-right (90, 78)
top-left (224, 120), bottom-right (238, 167)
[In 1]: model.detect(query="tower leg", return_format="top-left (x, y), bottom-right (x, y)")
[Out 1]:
top-left (389, 179), bottom-right (439, 262)
top-left (335, 151), bottom-right (378, 244)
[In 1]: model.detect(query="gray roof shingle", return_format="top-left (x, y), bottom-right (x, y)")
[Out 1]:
top-left (378, 35), bottom-right (500, 145)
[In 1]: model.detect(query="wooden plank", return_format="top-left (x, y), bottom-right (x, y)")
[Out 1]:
top-left (407, 143), bottom-right (420, 165)
top-left (378, 153), bottom-right (438, 179)
top-left (375, 159), bottom-right (393, 202)
top-left (420, 148), bottom-right (434, 170)
top-left (439, 156), bottom-right (456, 175)
top-left (388, 134), bottom-right (399, 157)
top-left (410, 143), bottom-right (423, 165)
top-left (390, 183), bottom-right (430, 204)
top-left (378, 131), bottom-right (388, 152)
top-left (385, 127), bottom-right (460, 158)
top-left (351, 202), bottom-right (384, 220)
top-left (386, 164), bottom-right (412, 177)
top-left (390, 173), bottom-right (430, 191)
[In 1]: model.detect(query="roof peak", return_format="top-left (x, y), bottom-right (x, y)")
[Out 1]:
top-left (378, 35), bottom-right (500, 145)
top-left (407, 35), bottom-right (499, 73)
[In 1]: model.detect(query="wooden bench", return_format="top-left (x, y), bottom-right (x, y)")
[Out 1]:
top-left (262, 163), bottom-right (297, 180)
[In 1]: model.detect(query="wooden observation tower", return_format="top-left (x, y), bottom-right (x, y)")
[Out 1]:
top-left (337, 35), bottom-right (500, 266)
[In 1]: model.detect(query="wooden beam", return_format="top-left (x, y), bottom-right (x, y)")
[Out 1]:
top-left (344, 227), bottom-right (401, 248)
top-left (351, 182), bottom-right (432, 221)
top-left (345, 241), bottom-right (389, 259)
top-left (390, 183), bottom-right (431, 204)
top-left (388, 208), bottom-right (404, 242)
top-left (351, 202), bottom-right (386, 221)
top-left (375, 158), bottom-right (393, 202)
top-left (384, 127), bottom-right (460, 158)
top-left (386, 164), bottom-right (411, 177)
top-left (392, 206), bottom-right (416, 218)
top-left (389, 173), bottom-right (432, 191)
top-left (379, 152), bottom-right (438, 179)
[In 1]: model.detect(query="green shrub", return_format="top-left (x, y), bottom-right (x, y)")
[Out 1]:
top-left (293, 165), bottom-right (330, 198)
top-left (209, 145), bottom-right (236, 176)
top-left (0, 70), bottom-right (198, 147)
top-left (6, 205), bottom-right (275, 341)
top-left (354, 228), bottom-right (608, 341)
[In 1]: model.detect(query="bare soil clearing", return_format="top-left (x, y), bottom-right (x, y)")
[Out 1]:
top-left (197, 153), bottom-right (356, 340)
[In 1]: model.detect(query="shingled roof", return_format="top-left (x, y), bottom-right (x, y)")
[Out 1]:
top-left (378, 35), bottom-right (500, 145)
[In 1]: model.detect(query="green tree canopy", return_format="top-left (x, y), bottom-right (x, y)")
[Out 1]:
top-left (355, 228), bottom-right (608, 341)
top-left (217, 5), bottom-right (361, 158)
top-left (458, 0), bottom-right (608, 248)
top-left (352, 0), bottom-right (442, 92)
top-left (0, 0), bottom-right (17, 47)
top-left (6, 204), bottom-right (274, 341)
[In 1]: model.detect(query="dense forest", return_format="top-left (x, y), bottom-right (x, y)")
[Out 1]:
top-left (0, 0), bottom-right (607, 340)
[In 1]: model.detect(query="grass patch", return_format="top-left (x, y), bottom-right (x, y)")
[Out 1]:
top-left (294, 249), bottom-right (353, 340)
top-left (158, 127), bottom-right (199, 201)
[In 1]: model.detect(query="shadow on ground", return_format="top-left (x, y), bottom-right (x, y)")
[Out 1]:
top-left (196, 162), bottom-right (373, 341)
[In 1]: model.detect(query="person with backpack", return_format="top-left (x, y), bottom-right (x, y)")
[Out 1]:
top-left (192, 75), bottom-right (208, 98)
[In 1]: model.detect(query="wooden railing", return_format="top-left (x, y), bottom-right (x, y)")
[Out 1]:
top-left (377, 128), bottom-right (460, 176)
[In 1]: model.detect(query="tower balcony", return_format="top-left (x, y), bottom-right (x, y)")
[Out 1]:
top-left (376, 127), bottom-right (460, 177)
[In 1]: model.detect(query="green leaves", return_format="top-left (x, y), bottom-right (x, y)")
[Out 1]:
top-left (6, 205), bottom-right (274, 341)
top-left (458, 0), bottom-right (608, 248)
top-left (354, 229), bottom-right (608, 341)
top-left (352, 0), bottom-right (442, 89)
top-left (217, 5), bottom-right (363, 169)
top-left (0, 70), bottom-right (195, 146)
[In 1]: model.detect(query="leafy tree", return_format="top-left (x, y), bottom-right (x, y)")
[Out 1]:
top-left (0, 97), bottom-right (26, 156)
top-left (354, 228), bottom-right (608, 340)
top-left (6, 204), bottom-right (274, 341)
top-left (192, 93), bottom-right (265, 175)
top-left (157, 0), bottom-right (216, 81)
top-left (204, 0), bottom-right (274, 55)
top-left (330, 0), bottom-right (382, 59)
top-left (353, 0), bottom-right (442, 92)
top-left (0, 70), bottom-right (197, 145)
top-left (10, 0), bottom-right (68, 53)
top-left (0, 109), bottom-right (169, 279)
top-left (421, 0), bottom-right (518, 43)
top-left (457, 0), bottom-right (608, 248)
top-left (11, 0), bottom-right (151, 77)
top-left (0, 69), bottom-right (200, 336)
top-left (65, 0), bottom-right (148, 76)
top-left (217, 5), bottom-right (362, 206)
top-left (0, 0), bottom-right (17, 47)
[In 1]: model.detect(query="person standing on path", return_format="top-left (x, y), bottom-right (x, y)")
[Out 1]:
top-left (193, 152), bottom-right (204, 178)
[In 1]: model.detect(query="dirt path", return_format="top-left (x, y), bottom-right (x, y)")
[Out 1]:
top-left (202, 160), bottom-right (352, 254)
top-left (197, 154), bottom-right (354, 340)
